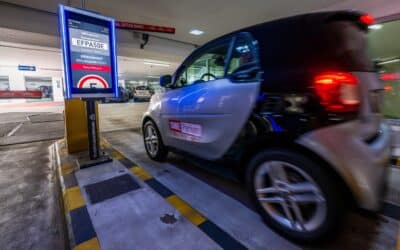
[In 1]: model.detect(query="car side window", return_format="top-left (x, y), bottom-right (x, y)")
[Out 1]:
top-left (175, 41), bottom-right (230, 87)
top-left (227, 35), bottom-right (257, 74)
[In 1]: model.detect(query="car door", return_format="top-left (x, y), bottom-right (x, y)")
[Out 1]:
top-left (159, 33), bottom-right (261, 160)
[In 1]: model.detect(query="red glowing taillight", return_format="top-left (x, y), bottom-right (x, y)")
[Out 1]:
top-left (380, 73), bottom-right (400, 81)
top-left (360, 14), bottom-right (374, 25)
top-left (314, 72), bottom-right (360, 112)
top-left (384, 85), bottom-right (393, 92)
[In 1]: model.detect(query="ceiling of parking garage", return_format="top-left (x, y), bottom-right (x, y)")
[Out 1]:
top-left (3, 0), bottom-right (399, 45)
top-left (1, 0), bottom-right (399, 80)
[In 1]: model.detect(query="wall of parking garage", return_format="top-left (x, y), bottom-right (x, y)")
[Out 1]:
top-left (0, 42), bottom-right (64, 103)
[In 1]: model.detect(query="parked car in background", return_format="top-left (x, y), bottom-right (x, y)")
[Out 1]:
top-left (103, 87), bottom-right (130, 103)
top-left (132, 85), bottom-right (153, 102)
top-left (38, 85), bottom-right (53, 98)
top-left (142, 11), bottom-right (391, 242)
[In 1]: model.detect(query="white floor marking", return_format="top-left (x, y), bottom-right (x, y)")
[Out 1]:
top-left (6, 123), bottom-right (23, 137)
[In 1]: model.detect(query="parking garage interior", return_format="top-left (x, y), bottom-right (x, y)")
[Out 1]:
top-left (0, 1), bottom-right (400, 250)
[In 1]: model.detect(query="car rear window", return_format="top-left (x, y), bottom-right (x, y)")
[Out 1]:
top-left (323, 21), bottom-right (375, 72)
top-left (250, 14), bottom-right (375, 73)
top-left (136, 86), bottom-right (149, 90)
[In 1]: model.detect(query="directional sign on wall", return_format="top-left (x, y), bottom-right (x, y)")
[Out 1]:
top-left (18, 65), bottom-right (36, 71)
top-left (58, 5), bottom-right (119, 99)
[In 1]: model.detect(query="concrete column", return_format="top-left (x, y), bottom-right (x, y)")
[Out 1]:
top-left (52, 77), bottom-right (64, 101)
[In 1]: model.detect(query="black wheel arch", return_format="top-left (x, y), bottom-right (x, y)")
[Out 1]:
top-left (142, 116), bottom-right (153, 129)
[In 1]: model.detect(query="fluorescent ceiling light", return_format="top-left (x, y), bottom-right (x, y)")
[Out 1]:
top-left (143, 61), bottom-right (170, 67)
top-left (147, 75), bottom-right (160, 78)
top-left (378, 58), bottom-right (400, 65)
top-left (369, 24), bottom-right (383, 30)
top-left (189, 29), bottom-right (204, 36)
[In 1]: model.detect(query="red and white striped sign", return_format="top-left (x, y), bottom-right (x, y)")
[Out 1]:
top-left (0, 90), bottom-right (42, 98)
top-left (115, 21), bottom-right (175, 34)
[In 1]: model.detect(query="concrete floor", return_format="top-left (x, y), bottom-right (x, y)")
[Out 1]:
top-left (0, 112), bottom-right (67, 250)
top-left (0, 106), bottom-right (398, 249)
top-left (74, 159), bottom-right (227, 250)
top-left (0, 141), bottom-right (66, 250)
top-left (104, 130), bottom-right (400, 250)
top-left (0, 112), bottom-right (64, 146)
top-left (98, 102), bottom-right (148, 132)
top-left (0, 101), bottom-right (150, 134)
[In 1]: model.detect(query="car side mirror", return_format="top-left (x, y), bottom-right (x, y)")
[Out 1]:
top-left (160, 75), bottom-right (172, 87)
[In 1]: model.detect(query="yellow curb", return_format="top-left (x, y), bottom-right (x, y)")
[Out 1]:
top-left (397, 225), bottom-right (400, 250)
top-left (166, 195), bottom-right (206, 226)
top-left (130, 166), bottom-right (152, 181)
top-left (73, 237), bottom-right (101, 250)
top-left (111, 150), bottom-right (124, 160)
top-left (61, 162), bottom-right (74, 176)
top-left (63, 186), bottom-right (85, 212)
top-left (100, 139), bottom-right (111, 149)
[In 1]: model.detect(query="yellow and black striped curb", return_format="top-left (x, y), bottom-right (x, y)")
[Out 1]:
top-left (397, 214), bottom-right (400, 250)
top-left (397, 227), bottom-right (400, 250)
top-left (391, 156), bottom-right (400, 168)
top-left (102, 139), bottom-right (248, 250)
top-left (55, 141), bottom-right (101, 250)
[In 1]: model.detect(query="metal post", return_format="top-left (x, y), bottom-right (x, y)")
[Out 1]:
top-left (85, 99), bottom-right (99, 160)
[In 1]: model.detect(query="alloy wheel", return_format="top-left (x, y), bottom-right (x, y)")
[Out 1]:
top-left (254, 160), bottom-right (327, 232)
top-left (144, 124), bottom-right (159, 157)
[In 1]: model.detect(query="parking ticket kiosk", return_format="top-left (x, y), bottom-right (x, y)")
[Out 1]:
top-left (59, 5), bottom-right (118, 167)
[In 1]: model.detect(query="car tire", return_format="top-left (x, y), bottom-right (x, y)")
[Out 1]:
top-left (246, 149), bottom-right (345, 243)
top-left (143, 120), bottom-right (168, 161)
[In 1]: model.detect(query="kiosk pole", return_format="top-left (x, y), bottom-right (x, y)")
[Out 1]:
top-left (85, 99), bottom-right (99, 160)
top-left (79, 98), bottom-right (112, 169)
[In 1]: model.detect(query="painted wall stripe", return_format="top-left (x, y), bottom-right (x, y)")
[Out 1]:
top-left (73, 237), bottom-right (101, 250)
top-left (64, 186), bottom-right (85, 212)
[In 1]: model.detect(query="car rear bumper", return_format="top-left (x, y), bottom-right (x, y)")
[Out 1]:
top-left (297, 121), bottom-right (392, 211)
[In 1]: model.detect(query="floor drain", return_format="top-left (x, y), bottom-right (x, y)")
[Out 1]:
top-left (160, 213), bottom-right (177, 224)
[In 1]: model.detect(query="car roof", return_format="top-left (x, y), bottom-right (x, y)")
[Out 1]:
top-left (207, 10), bottom-right (363, 47)
top-left (174, 10), bottom-right (370, 90)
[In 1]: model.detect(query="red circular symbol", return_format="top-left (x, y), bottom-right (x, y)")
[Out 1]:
top-left (77, 75), bottom-right (109, 89)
